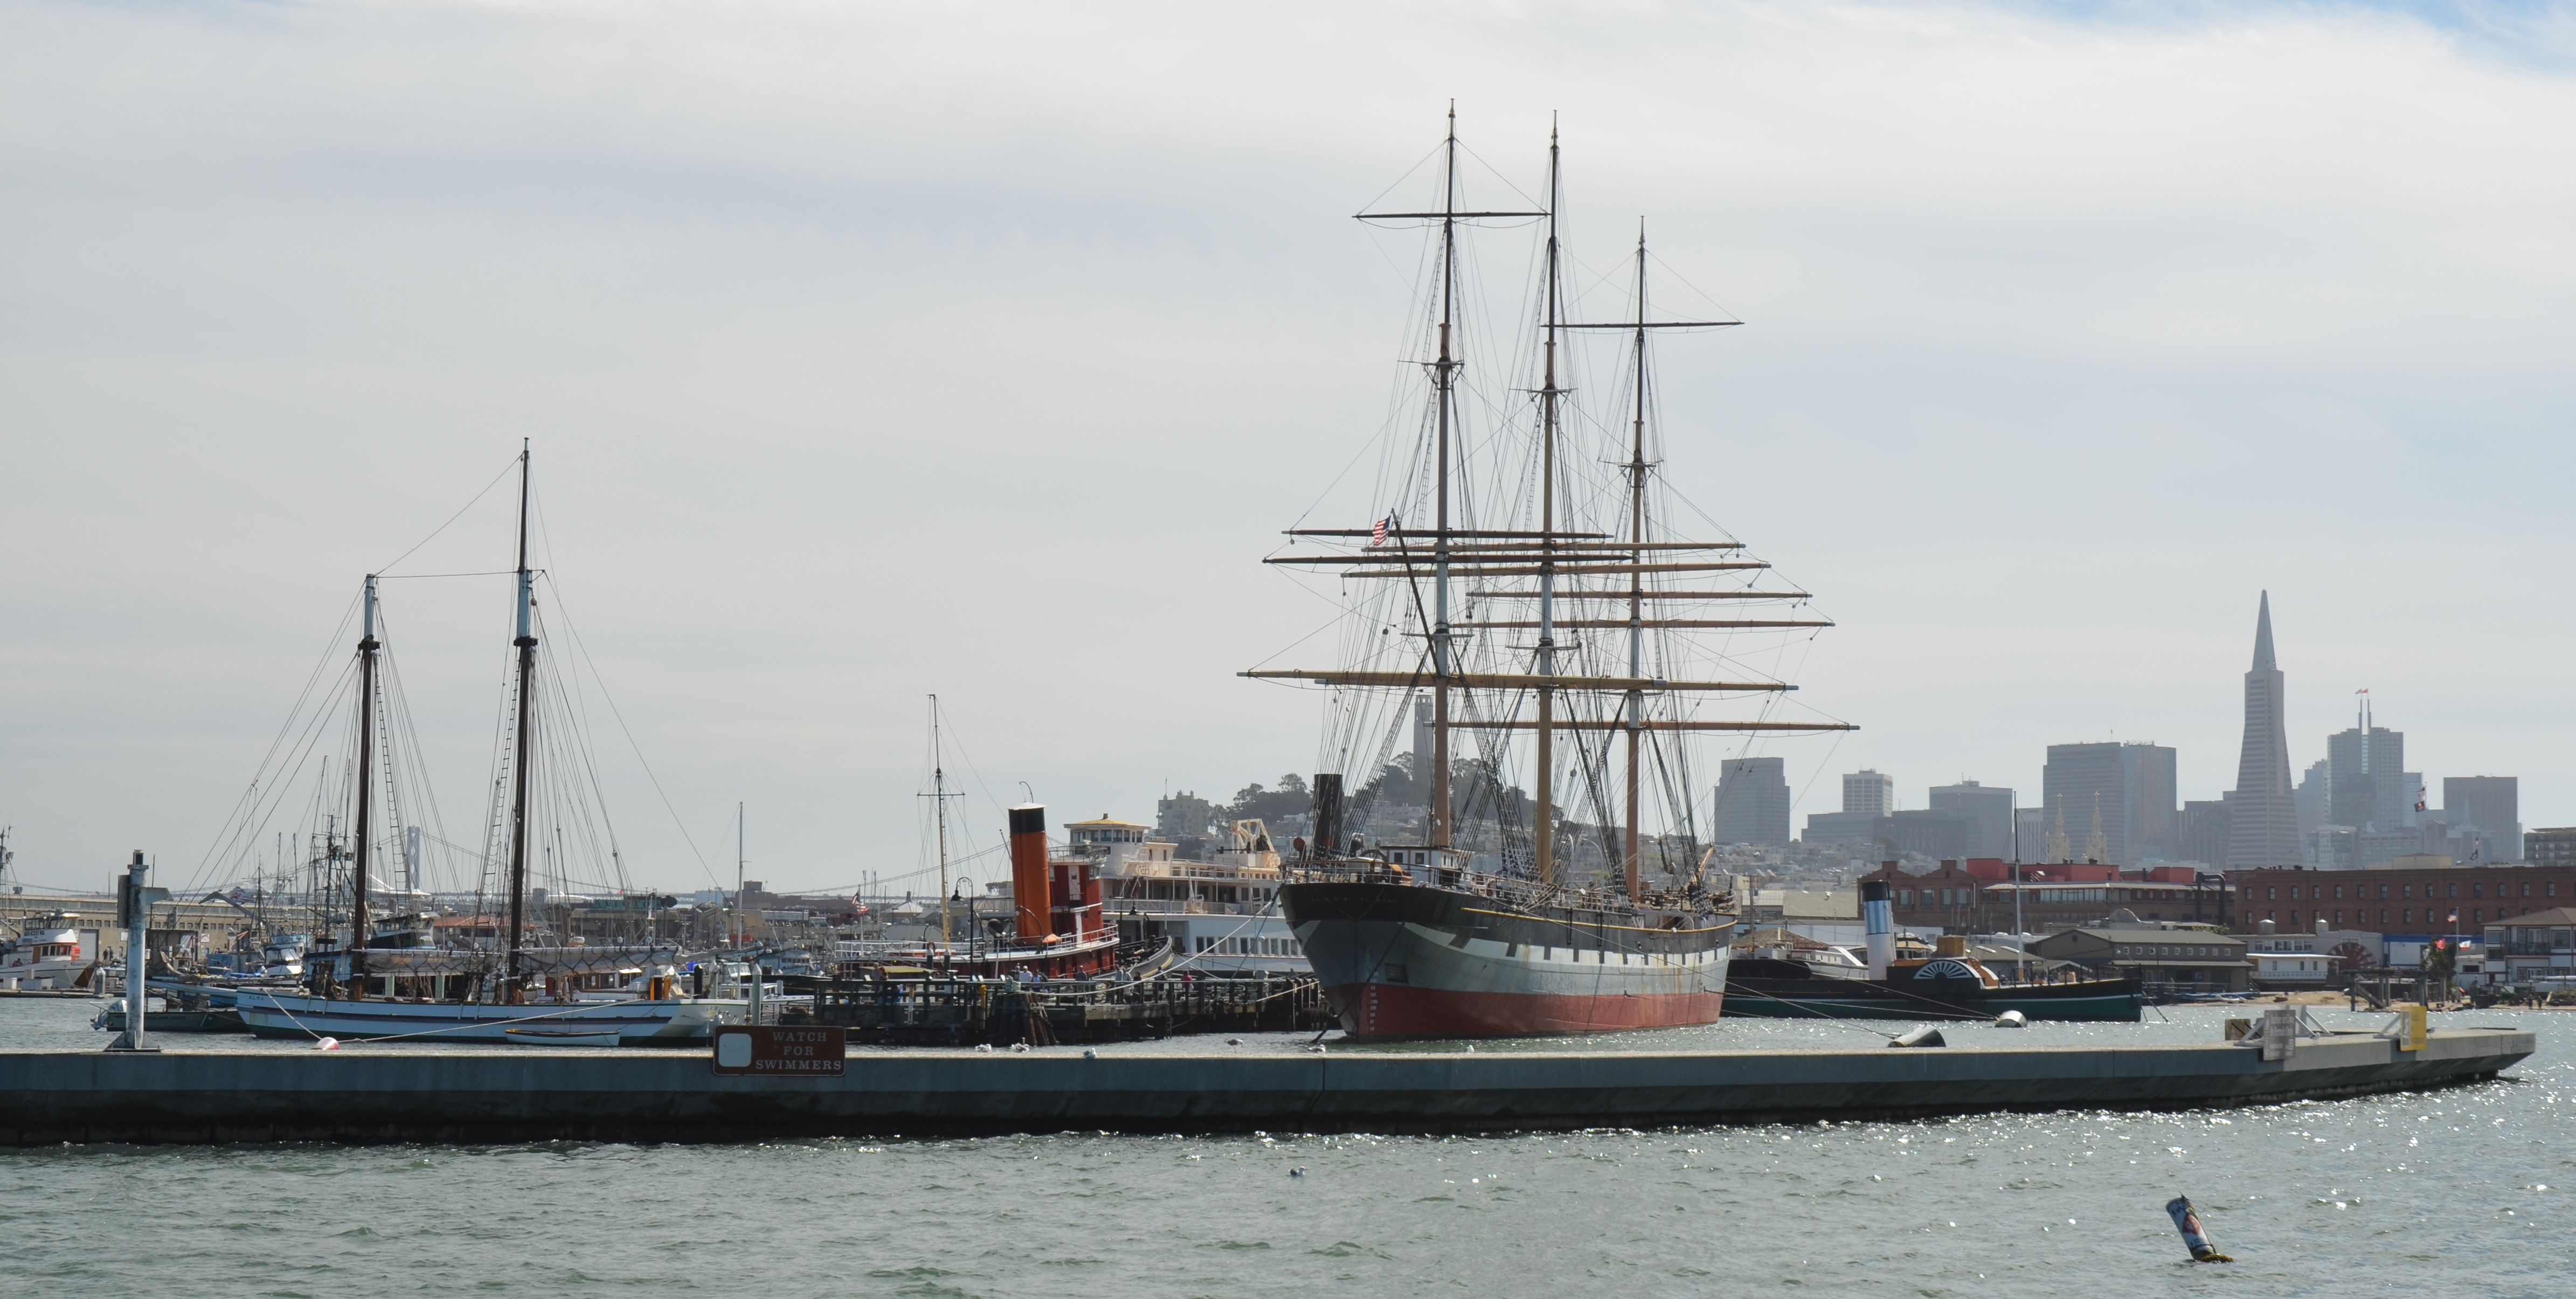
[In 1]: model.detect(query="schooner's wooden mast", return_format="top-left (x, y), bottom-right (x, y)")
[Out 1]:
top-left (503, 440), bottom-right (536, 1003)
top-left (347, 574), bottom-right (379, 997)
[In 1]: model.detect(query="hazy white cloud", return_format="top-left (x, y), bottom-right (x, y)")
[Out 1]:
top-left (2, 0), bottom-right (2571, 893)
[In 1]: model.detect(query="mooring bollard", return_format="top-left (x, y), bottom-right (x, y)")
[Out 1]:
top-left (2164, 1196), bottom-right (2233, 1262)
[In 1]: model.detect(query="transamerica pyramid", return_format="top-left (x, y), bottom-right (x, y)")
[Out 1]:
top-left (2225, 592), bottom-right (2303, 868)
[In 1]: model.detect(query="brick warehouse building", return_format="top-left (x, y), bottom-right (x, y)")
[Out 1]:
top-left (1860, 860), bottom-right (2232, 935)
top-left (2226, 863), bottom-right (2576, 937)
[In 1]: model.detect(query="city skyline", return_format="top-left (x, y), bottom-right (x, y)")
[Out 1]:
top-left (5, 2), bottom-right (2573, 895)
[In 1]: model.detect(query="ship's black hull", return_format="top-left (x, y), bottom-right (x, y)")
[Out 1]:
top-left (1282, 878), bottom-right (1733, 1037)
top-left (1723, 958), bottom-right (2142, 1022)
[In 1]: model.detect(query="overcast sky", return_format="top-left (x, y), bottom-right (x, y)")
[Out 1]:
top-left (3, 1), bottom-right (2570, 897)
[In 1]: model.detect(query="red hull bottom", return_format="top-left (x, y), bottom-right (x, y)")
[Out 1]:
top-left (1327, 982), bottom-right (1726, 1038)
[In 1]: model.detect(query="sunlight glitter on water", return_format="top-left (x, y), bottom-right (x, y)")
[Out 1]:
top-left (3, 998), bottom-right (2568, 1297)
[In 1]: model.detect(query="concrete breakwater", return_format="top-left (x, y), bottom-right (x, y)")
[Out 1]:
top-left (0, 1027), bottom-right (2533, 1144)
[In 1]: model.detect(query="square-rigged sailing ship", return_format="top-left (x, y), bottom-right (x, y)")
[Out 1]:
top-left (1251, 112), bottom-right (1853, 1037)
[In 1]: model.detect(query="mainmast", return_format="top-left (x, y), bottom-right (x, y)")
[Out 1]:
top-left (1429, 102), bottom-right (1460, 849)
top-left (503, 441), bottom-right (536, 1003)
top-left (1533, 120), bottom-right (1563, 886)
top-left (348, 575), bottom-right (380, 996)
top-left (1623, 226), bottom-right (1650, 902)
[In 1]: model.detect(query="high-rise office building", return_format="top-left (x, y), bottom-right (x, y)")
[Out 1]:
top-left (2041, 742), bottom-right (2177, 866)
top-left (1713, 757), bottom-right (1792, 847)
top-left (2325, 701), bottom-right (2405, 832)
top-left (2180, 797), bottom-right (2232, 866)
top-left (1843, 770), bottom-right (1894, 818)
top-left (2014, 807), bottom-right (2047, 863)
top-left (2443, 776), bottom-right (2521, 863)
top-left (2293, 760), bottom-right (2328, 838)
top-left (1928, 780), bottom-right (2016, 859)
top-left (2225, 592), bottom-right (2303, 868)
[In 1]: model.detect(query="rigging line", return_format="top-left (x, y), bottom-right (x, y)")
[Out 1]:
top-left (370, 570), bottom-right (518, 581)
top-left (537, 573), bottom-right (716, 885)
top-left (373, 454), bottom-right (524, 576)
top-left (197, 656), bottom-right (366, 894)
top-left (192, 592), bottom-right (363, 882)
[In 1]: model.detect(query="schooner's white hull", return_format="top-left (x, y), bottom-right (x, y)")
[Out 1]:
top-left (233, 990), bottom-right (743, 1043)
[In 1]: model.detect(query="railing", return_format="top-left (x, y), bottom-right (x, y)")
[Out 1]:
top-left (1286, 858), bottom-right (1732, 920)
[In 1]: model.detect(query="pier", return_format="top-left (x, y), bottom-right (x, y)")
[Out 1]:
top-left (0, 1025), bottom-right (2533, 1144)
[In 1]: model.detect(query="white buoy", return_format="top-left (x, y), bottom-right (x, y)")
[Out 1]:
top-left (314, 1037), bottom-right (342, 1052)
top-left (1993, 1010), bottom-right (2028, 1028)
top-left (1082, 1048), bottom-right (1098, 1059)
top-left (1888, 1024), bottom-right (1946, 1048)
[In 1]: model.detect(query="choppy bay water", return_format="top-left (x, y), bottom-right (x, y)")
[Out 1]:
top-left (3, 996), bottom-right (2568, 1297)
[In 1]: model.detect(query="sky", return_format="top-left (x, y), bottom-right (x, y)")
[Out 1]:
top-left (2, 0), bottom-right (2571, 897)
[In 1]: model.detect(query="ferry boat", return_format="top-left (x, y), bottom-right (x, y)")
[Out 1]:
top-left (0, 912), bottom-right (98, 992)
top-left (1077, 815), bottom-right (1310, 976)
top-left (1252, 112), bottom-right (1850, 1037)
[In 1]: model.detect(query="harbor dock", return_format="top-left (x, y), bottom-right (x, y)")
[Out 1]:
top-left (0, 1025), bottom-right (2533, 1144)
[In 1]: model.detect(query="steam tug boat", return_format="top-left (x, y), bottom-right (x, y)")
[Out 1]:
top-left (1721, 880), bottom-right (2142, 1022)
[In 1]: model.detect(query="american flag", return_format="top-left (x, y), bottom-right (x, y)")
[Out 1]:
top-left (1371, 515), bottom-right (1390, 547)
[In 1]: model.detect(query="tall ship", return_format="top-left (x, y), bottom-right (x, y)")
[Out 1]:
top-left (1263, 112), bottom-right (1853, 1037)
top-left (213, 445), bottom-right (735, 1043)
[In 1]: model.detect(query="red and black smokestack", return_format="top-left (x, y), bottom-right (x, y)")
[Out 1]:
top-left (1009, 805), bottom-right (1050, 939)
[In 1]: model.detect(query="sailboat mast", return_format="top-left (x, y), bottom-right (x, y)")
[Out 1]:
top-left (1429, 101), bottom-right (1459, 851)
top-left (503, 441), bottom-right (536, 1003)
top-left (348, 575), bottom-right (380, 996)
top-left (931, 695), bottom-right (953, 945)
top-left (1624, 226), bottom-right (1650, 902)
top-left (1533, 121), bottom-right (1562, 888)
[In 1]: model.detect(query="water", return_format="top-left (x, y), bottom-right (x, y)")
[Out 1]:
top-left (5, 996), bottom-right (2570, 1296)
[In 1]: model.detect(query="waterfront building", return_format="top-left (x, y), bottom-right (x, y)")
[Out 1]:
top-left (2227, 862), bottom-right (2576, 939)
top-left (1713, 757), bottom-right (1791, 847)
top-left (1928, 780), bottom-right (2016, 860)
top-left (2027, 921), bottom-right (2250, 992)
top-left (2225, 592), bottom-right (2303, 869)
top-left (1864, 859), bottom-right (2229, 935)
top-left (2483, 907), bottom-right (2576, 983)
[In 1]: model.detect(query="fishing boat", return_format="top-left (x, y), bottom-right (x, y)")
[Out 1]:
top-left (1262, 111), bottom-right (1852, 1038)
top-left (219, 445), bottom-right (742, 1043)
top-left (0, 911), bottom-right (99, 993)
